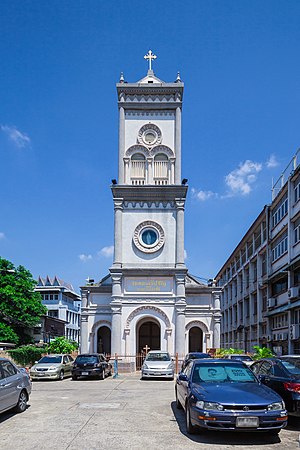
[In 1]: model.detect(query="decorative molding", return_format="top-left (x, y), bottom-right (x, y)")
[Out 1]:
top-left (126, 305), bottom-right (171, 328)
top-left (90, 320), bottom-right (112, 336)
top-left (133, 220), bottom-right (165, 253)
top-left (151, 145), bottom-right (174, 158)
top-left (186, 320), bottom-right (209, 333)
top-left (124, 200), bottom-right (174, 209)
top-left (137, 123), bottom-right (162, 147)
top-left (125, 145), bottom-right (150, 158)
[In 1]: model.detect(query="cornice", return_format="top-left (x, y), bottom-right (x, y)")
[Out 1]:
top-left (111, 185), bottom-right (188, 201)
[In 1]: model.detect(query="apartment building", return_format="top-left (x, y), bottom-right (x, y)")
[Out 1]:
top-left (35, 276), bottom-right (81, 343)
top-left (215, 151), bottom-right (300, 355)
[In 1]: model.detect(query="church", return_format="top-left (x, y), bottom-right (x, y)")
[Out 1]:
top-left (80, 52), bottom-right (221, 366)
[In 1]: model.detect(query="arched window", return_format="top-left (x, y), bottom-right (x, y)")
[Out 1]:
top-left (131, 153), bottom-right (146, 185)
top-left (154, 153), bottom-right (169, 185)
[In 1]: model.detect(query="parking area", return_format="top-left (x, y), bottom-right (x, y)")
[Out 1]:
top-left (1, 373), bottom-right (299, 450)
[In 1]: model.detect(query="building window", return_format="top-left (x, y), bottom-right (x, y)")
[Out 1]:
top-left (271, 276), bottom-right (288, 296)
top-left (48, 310), bottom-right (58, 318)
top-left (54, 294), bottom-right (59, 300)
top-left (272, 234), bottom-right (288, 262)
top-left (294, 179), bottom-right (300, 203)
top-left (261, 252), bottom-right (267, 276)
top-left (272, 195), bottom-right (288, 228)
top-left (294, 218), bottom-right (300, 245)
top-left (262, 289), bottom-right (267, 312)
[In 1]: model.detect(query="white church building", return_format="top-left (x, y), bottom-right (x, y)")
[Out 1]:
top-left (80, 52), bottom-right (221, 366)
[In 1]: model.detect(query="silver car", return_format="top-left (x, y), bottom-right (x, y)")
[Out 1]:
top-left (141, 351), bottom-right (174, 380)
top-left (30, 354), bottom-right (74, 380)
top-left (0, 357), bottom-right (31, 414)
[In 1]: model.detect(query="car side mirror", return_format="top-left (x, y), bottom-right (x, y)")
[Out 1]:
top-left (258, 374), bottom-right (266, 383)
top-left (178, 373), bottom-right (188, 382)
top-left (35, 361), bottom-right (39, 364)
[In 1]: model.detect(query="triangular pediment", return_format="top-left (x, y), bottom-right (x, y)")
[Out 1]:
top-left (185, 273), bottom-right (206, 287)
top-left (138, 70), bottom-right (165, 85)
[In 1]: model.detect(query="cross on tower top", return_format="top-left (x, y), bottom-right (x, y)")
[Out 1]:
top-left (144, 50), bottom-right (157, 71)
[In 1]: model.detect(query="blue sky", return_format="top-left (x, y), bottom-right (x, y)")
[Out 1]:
top-left (1, 0), bottom-right (299, 292)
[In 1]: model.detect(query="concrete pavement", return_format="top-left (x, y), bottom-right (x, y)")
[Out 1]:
top-left (0, 373), bottom-right (299, 450)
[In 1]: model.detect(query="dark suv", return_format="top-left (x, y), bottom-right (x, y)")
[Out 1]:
top-left (72, 353), bottom-right (112, 380)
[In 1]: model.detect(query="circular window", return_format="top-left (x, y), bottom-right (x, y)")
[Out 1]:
top-left (137, 124), bottom-right (162, 146)
top-left (133, 221), bottom-right (165, 253)
top-left (141, 228), bottom-right (158, 246)
top-left (143, 130), bottom-right (157, 145)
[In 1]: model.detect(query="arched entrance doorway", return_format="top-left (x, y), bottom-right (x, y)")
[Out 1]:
top-left (189, 326), bottom-right (203, 352)
top-left (137, 318), bottom-right (160, 354)
top-left (136, 318), bottom-right (161, 369)
top-left (97, 326), bottom-right (111, 355)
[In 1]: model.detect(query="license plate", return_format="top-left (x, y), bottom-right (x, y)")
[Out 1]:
top-left (236, 417), bottom-right (259, 428)
top-left (81, 371), bottom-right (89, 376)
top-left (38, 373), bottom-right (45, 376)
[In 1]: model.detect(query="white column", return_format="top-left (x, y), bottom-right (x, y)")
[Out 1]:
top-left (175, 307), bottom-right (186, 357)
top-left (118, 105), bottom-right (125, 184)
top-left (170, 158), bottom-right (175, 184)
top-left (111, 305), bottom-right (122, 355)
top-left (110, 273), bottom-right (122, 355)
top-left (175, 106), bottom-right (181, 184)
top-left (213, 290), bottom-right (222, 349)
top-left (176, 200), bottom-right (185, 267)
top-left (80, 291), bottom-right (89, 353)
top-left (147, 158), bottom-right (153, 184)
top-left (124, 158), bottom-right (130, 184)
top-left (113, 199), bottom-right (123, 268)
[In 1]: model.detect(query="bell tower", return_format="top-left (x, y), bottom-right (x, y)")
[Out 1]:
top-left (109, 51), bottom-right (187, 356)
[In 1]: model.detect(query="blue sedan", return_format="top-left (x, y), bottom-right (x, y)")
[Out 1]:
top-left (175, 359), bottom-right (288, 435)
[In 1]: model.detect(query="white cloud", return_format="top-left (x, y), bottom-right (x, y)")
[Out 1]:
top-left (224, 160), bottom-right (262, 196)
top-left (79, 254), bottom-right (92, 262)
top-left (99, 246), bottom-right (114, 258)
top-left (191, 188), bottom-right (218, 201)
top-left (1, 124), bottom-right (31, 148)
top-left (266, 154), bottom-right (279, 168)
top-left (0, 232), bottom-right (5, 240)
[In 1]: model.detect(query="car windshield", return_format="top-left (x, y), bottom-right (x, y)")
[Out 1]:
top-left (192, 363), bottom-right (257, 383)
top-left (280, 358), bottom-right (300, 375)
top-left (146, 353), bottom-right (170, 361)
top-left (231, 355), bottom-right (252, 361)
top-left (38, 356), bottom-right (62, 364)
top-left (76, 355), bottom-right (98, 363)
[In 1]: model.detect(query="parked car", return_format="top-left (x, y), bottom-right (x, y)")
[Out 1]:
top-left (182, 352), bottom-right (211, 370)
top-left (141, 350), bottom-right (174, 380)
top-left (223, 354), bottom-right (254, 367)
top-left (30, 354), bottom-right (74, 381)
top-left (175, 359), bottom-right (287, 435)
top-left (0, 357), bottom-right (31, 414)
top-left (72, 353), bottom-right (112, 380)
top-left (251, 355), bottom-right (300, 417)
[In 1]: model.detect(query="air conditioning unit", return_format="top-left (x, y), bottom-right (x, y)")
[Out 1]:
top-left (290, 324), bottom-right (300, 340)
top-left (267, 298), bottom-right (276, 308)
top-left (288, 287), bottom-right (299, 299)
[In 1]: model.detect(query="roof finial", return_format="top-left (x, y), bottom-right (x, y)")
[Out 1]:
top-left (175, 71), bottom-right (182, 83)
top-left (119, 72), bottom-right (125, 83)
top-left (144, 50), bottom-right (157, 71)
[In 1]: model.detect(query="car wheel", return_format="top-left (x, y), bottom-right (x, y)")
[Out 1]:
top-left (186, 404), bottom-right (196, 434)
top-left (72, 374), bottom-right (78, 381)
top-left (14, 390), bottom-right (28, 413)
top-left (175, 389), bottom-right (183, 409)
top-left (58, 370), bottom-right (64, 381)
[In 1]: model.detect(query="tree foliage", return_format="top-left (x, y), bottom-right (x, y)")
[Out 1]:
top-left (0, 321), bottom-right (19, 344)
top-left (252, 345), bottom-right (274, 360)
top-left (0, 257), bottom-right (47, 343)
top-left (8, 345), bottom-right (46, 366)
top-left (46, 336), bottom-right (78, 354)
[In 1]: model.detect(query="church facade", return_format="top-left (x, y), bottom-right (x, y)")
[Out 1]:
top-left (80, 53), bottom-right (221, 364)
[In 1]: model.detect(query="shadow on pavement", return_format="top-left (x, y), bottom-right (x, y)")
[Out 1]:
top-left (171, 401), bottom-right (281, 446)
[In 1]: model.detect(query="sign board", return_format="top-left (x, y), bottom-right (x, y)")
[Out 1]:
top-left (124, 277), bottom-right (173, 293)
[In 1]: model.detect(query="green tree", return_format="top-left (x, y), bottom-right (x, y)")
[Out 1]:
top-left (46, 336), bottom-right (78, 354)
top-left (252, 345), bottom-right (274, 360)
top-left (0, 257), bottom-right (47, 344)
